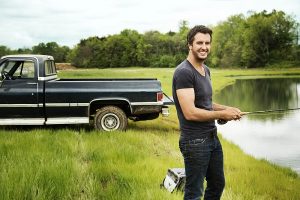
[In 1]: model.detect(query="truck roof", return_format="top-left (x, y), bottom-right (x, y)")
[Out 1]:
top-left (1, 54), bottom-right (54, 62)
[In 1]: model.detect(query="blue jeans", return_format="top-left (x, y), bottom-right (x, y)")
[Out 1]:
top-left (179, 132), bottom-right (225, 200)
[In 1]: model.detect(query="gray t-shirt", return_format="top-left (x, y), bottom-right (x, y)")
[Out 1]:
top-left (172, 60), bottom-right (216, 139)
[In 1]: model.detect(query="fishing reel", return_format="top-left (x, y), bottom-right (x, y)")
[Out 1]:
top-left (217, 119), bottom-right (227, 125)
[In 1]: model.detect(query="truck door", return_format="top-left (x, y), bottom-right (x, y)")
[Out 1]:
top-left (0, 59), bottom-right (42, 119)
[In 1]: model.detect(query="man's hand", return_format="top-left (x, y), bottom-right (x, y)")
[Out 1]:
top-left (219, 107), bottom-right (242, 121)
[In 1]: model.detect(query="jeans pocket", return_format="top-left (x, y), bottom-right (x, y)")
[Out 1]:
top-left (183, 140), bottom-right (212, 166)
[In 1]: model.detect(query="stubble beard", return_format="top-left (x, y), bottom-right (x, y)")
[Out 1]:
top-left (192, 50), bottom-right (208, 63)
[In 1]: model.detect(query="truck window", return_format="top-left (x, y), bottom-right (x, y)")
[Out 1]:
top-left (0, 61), bottom-right (16, 74)
top-left (14, 61), bottom-right (35, 78)
top-left (0, 60), bottom-right (34, 79)
top-left (45, 60), bottom-right (57, 76)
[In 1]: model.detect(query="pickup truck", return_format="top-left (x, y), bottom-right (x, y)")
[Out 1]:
top-left (0, 54), bottom-right (170, 131)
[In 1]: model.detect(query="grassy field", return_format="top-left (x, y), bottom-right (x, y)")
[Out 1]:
top-left (1, 67), bottom-right (300, 199)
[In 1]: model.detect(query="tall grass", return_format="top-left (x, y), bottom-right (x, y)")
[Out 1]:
top-left (0, 129), bottom-right (79, 199)
top-left (0, 67), bottom-right (300, 199)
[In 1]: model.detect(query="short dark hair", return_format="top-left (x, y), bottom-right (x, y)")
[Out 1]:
top-left (187, 25), bottom-right (213, 45)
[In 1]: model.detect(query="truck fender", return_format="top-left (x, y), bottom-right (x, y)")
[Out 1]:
top-left (88, 98), bottom-right (132, 117)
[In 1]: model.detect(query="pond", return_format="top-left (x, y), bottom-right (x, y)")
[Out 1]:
top-left (214, 78), bottom-right (300, 174)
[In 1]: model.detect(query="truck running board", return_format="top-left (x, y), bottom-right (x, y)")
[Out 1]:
top-left (0, 117), bottom-right (89, 125)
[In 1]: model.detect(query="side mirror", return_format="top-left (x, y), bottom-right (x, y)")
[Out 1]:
top-left (1, 71), bottom-right (6, 79)
top-left (1, 71), bottom-right (11, 80)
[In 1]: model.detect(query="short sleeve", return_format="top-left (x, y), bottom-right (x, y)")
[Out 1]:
top-left (173, 68), bottom-right (194, 90)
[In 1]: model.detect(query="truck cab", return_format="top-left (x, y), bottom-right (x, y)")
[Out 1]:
top-left (0, 55), bottom-right (48, 120)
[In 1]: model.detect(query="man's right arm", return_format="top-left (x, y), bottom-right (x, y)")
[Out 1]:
top-left (176, 88), bottom-right (241, 122)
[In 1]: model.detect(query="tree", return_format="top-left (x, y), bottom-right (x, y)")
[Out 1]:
top-left (242, 10), bottom-right (297, 67)
top-left (211, 14), bottom-right (246, 67)
top-left (178, 20), bottom-right (189, 37)
top-left (32, 42), bottom-right (70, 62)
top-left (211, 10), bottom-right (298, 68)
top-left (0, 45), bottom-right (12, 58)
top-left (67, 37), bottom-right (104, 67)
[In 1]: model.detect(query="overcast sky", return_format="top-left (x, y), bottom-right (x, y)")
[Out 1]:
top-left (1, 0), bottom-right (299, 49)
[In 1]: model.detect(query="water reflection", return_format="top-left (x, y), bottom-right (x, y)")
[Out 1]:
top-left (215, 78), bottom-right (300, 174)
top-left (216, 78), bottom-right (299, 121)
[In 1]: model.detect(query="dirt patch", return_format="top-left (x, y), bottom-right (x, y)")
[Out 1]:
top-left (55, 63), bottom-right (77, 70)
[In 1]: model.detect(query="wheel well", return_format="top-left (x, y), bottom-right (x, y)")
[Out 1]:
top-left (89, 100), bottom-right (131, 118)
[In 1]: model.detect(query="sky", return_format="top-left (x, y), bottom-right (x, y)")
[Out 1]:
top-left (1, 0), bottom-right (299, 49)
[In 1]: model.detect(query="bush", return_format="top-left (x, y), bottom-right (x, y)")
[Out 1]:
top-left (154, 55), bottom-right (176, 68)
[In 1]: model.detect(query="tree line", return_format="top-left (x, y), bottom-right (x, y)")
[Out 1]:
top-left (1, 10), bottom-right (299, 68)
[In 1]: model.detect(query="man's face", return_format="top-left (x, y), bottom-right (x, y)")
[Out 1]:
top-left (188, 32), bottom-right (211, 61)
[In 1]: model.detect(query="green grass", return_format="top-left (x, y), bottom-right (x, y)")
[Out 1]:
top-left (1, 67), bottom-right (300, 199)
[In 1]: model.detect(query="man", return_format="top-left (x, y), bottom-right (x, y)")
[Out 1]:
top-left (172, 25), bottom-right (242, 200)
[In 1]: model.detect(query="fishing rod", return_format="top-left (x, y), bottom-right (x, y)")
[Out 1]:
top-left (242, 107), bottom-right (300, 115)
top-left (217, 107), bottom-right (300, 125)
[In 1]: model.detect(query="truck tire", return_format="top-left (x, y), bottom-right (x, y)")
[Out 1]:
top-left (94, 106), bottom-right (128, 131)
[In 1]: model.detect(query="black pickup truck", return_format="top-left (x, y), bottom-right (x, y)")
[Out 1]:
top-left (0, 55), bottom-right (170, 131)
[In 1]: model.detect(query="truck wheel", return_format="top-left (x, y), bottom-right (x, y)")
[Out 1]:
top-left (94, 106), bottom-right (128, 131)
